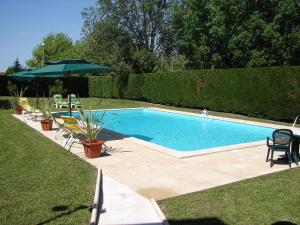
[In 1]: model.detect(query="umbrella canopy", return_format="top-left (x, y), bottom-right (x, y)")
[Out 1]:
top-left (46, 59), bottom-right (91, 65)
top-left (9, 68), bottom-right (64, 80)
top-left (24, 58), bottom-right (113, 116)
top-left (28, 59), bottom-right (113, 76)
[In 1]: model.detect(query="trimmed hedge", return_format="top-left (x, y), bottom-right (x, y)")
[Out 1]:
top-left (1, 67), bottom-right (300, 121)
top-left (88, 67), bottom-right (300, 121)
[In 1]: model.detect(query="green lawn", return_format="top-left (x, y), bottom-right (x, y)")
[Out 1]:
top-left (1, 96), bottom-right (299, 224)
top-left (159, 168), bottom-right (300, 225)
top-left (0, 109), bottom-right (96, 224)
top-left (0, 97), bottom-right (151, 225)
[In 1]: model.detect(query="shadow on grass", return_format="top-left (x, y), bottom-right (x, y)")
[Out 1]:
top-left (36, 204), bottom-right (91, 225)
top-left (168, 217), bottom-right (227, 225)
top-left (0, 99), bottom-right (10, 109)
top-left (51, 205), bottom-right (69, 211)
top-left (272, 221), bottom-right (297, 225)
top-left (166, 219), bottom-right (298, 225)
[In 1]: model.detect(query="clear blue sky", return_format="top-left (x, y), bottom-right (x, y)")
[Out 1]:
top-left (0, 0), bottom-right (96, 72)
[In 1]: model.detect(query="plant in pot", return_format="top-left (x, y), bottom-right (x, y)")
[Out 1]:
top-left (9, 96), bottom-right (23, 114)
top-left (77, 107), bottom-right (106, 158)
top-left (39, 98), bottom-right (54, 131)
top-left (8, 84), bottom-right (28, 115)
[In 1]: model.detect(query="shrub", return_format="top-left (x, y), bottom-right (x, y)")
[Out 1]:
top-left (48, 79), bottom-right (67, 97)
top-left (87, 66), bottom-right (300, 121)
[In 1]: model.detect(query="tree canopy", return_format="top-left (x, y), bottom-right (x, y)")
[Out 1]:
top-left (5, 58), bottom-right (24, 75)
top-left (81, 0), bottom-right (181, 73)
top-left (173, 0), bottom-right (300, 69)
top-left (25, 0), bottom-right (300, 73)
top-left (26, 33), bottom-right (80, 67)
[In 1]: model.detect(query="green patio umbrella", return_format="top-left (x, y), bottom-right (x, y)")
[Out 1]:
top-left (26, 58), bottom-right (113, 115)
top-left (29, 59), bottom-right (113, 76)
top-left (10, 69), bottom-right (64, 80)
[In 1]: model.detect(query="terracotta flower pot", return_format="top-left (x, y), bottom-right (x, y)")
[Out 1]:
top-left (41, 119), bottom-right (53, 131)
top-left (81, 139), bottom-right (104, 158)
top-left (15, 107), bottom-right (22, 115)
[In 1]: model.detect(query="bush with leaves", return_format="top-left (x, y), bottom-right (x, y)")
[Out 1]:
top-left (49, 79), bottom-right (67, 97)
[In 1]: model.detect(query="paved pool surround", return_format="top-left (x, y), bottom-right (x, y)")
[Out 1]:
top-left (13, 107), bottom-right (298, 223)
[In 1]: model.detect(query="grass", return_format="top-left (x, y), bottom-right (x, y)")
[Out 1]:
top-left (0, 109), bottom-right (96, 224)
top-left (159, 168), bottom-right (300, 225)
top-left (1, 96), bottom-right (299, 224)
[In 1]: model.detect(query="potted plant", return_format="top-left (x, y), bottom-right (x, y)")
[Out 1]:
top-left (9, 97), bottom-right (22, 114)
top-left (8, 85), bottom-right (28, 115)
top-left (39, 98), bottom-right (54, 131)
top-left (77, 107), bottom-right (106, 158)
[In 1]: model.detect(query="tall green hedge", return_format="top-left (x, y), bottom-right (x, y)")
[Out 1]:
top-left (1, 67), bottom-right (300, 121)
top-left (88, 67), bottom-right (300, 121)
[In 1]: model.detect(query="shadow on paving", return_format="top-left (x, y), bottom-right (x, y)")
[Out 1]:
top-left (36, 204), bottom-right (91, 225)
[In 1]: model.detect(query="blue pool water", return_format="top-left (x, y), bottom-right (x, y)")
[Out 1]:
top-left (68, 109), bottom-right (273, 151)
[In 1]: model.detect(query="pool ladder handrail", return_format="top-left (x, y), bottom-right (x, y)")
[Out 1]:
top-left (292, 115), bottom-right (300, 127)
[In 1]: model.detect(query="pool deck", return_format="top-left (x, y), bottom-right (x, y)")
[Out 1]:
top-left (14, 108), bottom-right (299, 223)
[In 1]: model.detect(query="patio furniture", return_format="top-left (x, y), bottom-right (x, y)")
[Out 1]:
top-left (21, 58), bottom-right (112, 116)
top-left (52, 94), bottom-right (68, 109)
top-left (266, 129), bottom-right (294, 168)
top-left (70, 94), bottom-right (81, 108)
top-left (61, 116), bottom-right (85, 150)
top-left (19, 97), bottom-right (41, 120)
top-left (50, 114), bottom-right (68, 140)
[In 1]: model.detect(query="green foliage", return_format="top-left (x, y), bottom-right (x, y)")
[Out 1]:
top-left (5, 58), bottom-right (24, 75)
top-left (173, 0), bottom-right (300, 68)
top-left (3, 66), bottom-right (300, 121)
top-left (8, 85), bottom-right (28, 110)
top-left (77, 107), bottom-right (106, 142)
top-left (48, 79), bottom-right (67, 97)
top-left (6, 80), bottom-right (18, 96)
top-left (87, 67), bottom-right (300, 121)
top-left (81, 0), bottom-right (175, 73)
top-left (155, 54), bottom-right (188, 72)
top-left (26, 33), bottom-right (80, 67)
top-left (39, 98), bottom-right (54, 120)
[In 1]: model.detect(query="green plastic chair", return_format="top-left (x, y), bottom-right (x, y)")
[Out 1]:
top-left (52, 94), bottom-right (68, 109)
top-left (70, 94), bottom-right (81, 108)
top-left (266, 129), bottom-right (294, 168)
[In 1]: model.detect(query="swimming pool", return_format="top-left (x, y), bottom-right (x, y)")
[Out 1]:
top-left (67, 108), bottom-right (273, 152)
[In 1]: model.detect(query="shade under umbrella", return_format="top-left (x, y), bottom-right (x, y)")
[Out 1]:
top-left (25, 58), bottom-right (113, 115)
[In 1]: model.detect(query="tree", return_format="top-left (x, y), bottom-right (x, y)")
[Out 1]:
top-left (172, 0), bottom-right (300, 69)
top-left (26, 33), bottom-right (79, 67)
top-left (5, 58), bottom-right (24, 75)
top-left (81, 0), bottom-right (176, 73)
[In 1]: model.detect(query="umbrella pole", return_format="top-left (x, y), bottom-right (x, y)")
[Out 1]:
top-left (68, 94), bottom-right (72, 116)
top-left (67, 72), bottom-right (72, 116)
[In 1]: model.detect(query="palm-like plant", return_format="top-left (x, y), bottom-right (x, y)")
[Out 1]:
top-left (77, 107), bottom-right (106, 142)
top-left (9, 86), bottom-right (28, 110)
top-left (40, 98), bottom-right (54, 120)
